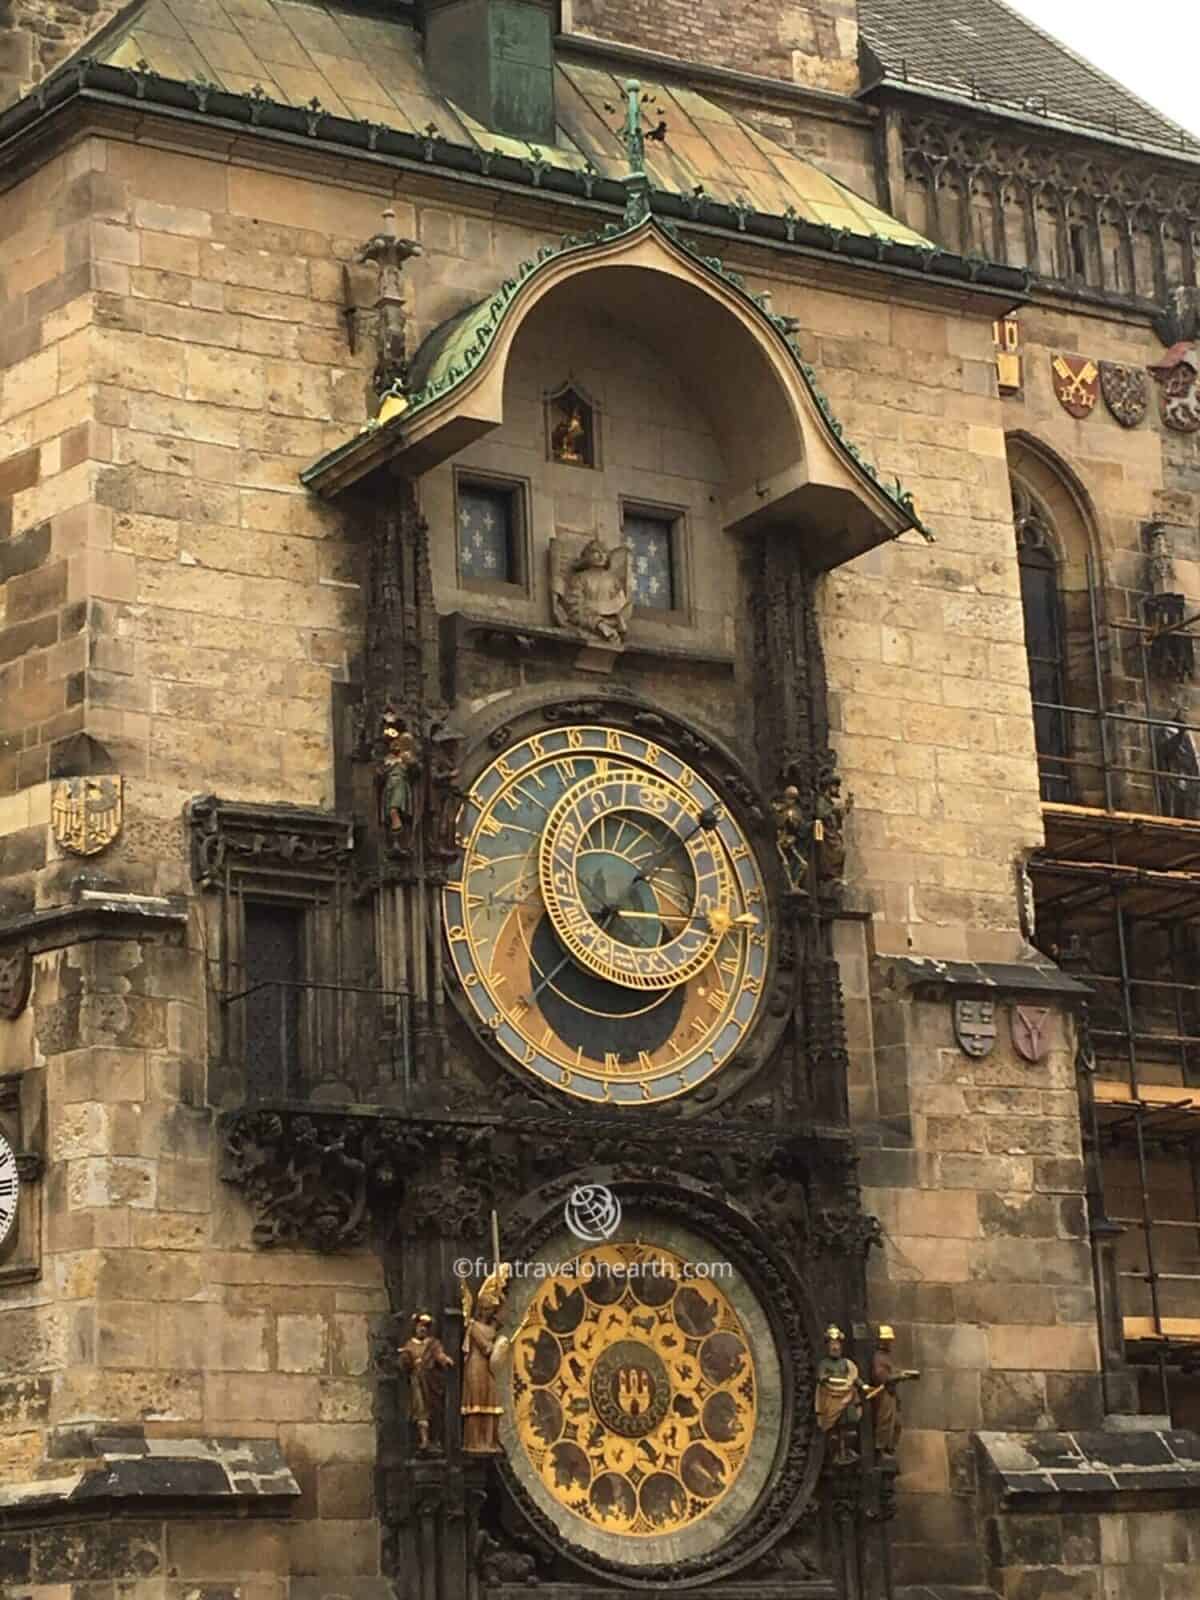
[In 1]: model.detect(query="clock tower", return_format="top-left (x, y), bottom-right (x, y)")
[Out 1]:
top-left (214, 210), bottom-right (920, 1595)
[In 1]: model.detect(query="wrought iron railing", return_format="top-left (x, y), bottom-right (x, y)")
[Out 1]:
top-left (220, 979), bottom-right (416, 1103)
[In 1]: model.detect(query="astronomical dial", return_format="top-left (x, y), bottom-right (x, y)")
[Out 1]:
top-left (444, 724), bottom-right (770, 1105)
top-left (0, 1130), bottom-right (19, 1249)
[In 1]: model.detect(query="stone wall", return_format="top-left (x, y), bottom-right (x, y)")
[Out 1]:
top-left (0, 0), bottom-right (125, 110)
top-left (563, 0), bottom-right (860, 92)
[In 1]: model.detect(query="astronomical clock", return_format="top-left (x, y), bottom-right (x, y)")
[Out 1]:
top-left (433, 699), bottom-right (829, 1587)
top-left (444, 719), bottom-right (772, 1108)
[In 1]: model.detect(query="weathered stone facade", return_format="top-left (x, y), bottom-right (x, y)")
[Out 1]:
top-left (0, 2), bottom-right (1199, 1597)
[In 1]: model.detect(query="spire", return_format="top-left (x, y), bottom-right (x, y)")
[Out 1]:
top-left (610, 78), bottom-right (667, 224)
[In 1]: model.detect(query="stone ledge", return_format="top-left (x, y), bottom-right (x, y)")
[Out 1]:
top-left (494, 1587), bottom-right (834, 1598)
top-left (0, 1437), bottom-right (300, 1520)
top-left (0, 891), bottom-right (188, 954)
top-left (884, 956), bottom-right (1090, 1001)
top-left (896, 1589), bottom-right (1000, 1600)
top-left (977, 1427), bottom-right (1200, 1505)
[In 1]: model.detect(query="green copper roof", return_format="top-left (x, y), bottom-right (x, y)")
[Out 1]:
top-left (96, 0), bottom-right (930, 248)
top-left (308, 213), bottom-right (930, 540)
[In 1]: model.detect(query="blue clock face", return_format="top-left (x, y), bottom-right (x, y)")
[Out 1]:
top-left (443, 725), bottom-right (770, 1106)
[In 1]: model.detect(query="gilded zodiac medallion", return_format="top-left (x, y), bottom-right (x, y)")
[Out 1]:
top-left (510, 1243), bottom-right (757, 1537)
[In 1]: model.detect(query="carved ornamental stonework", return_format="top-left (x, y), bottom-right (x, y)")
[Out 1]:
top-left (895, 107), bottom-right (1200, 300)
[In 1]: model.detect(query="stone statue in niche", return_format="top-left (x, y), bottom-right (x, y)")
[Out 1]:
top-left (397, 1311), bottom-right (454, 1454)
top-left (1145, 525), bottom-right (1195, 683)
top-left (460, 1265), bottom-right (512, 1455)
top-left (867, 1324), bottom-right (919, 1457)
top-left (550, 535), bottom-right (632, 645)
top-left (547, 383), bottom-right (595, 467)
top-left (377, 709), bottom-right (423, 843)
top-left (813, 761), bottom-right (847, 889)
top-left (1154, 707), bottom-right (1200, 819)
top-left (815, 1323), bottom-right (863, 1465)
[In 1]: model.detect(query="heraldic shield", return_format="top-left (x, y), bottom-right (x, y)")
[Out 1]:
top-left (1099, 361), bottom-right (1148, 428)
top-left (1051, 354), bottom-right (1099, 419)
top-left (51, 777), bottom-right (123, 856)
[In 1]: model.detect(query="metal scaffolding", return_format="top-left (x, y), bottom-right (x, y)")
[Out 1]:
top-left (1026, 553), bottom-right (1200, 1421)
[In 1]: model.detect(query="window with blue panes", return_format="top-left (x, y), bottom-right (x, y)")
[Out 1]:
top-left (457, 480), bottom-right (521, 585)
top-left (624, 511), bottom-right (678, 611)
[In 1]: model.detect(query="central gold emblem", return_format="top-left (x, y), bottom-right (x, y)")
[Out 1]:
top-left (512, 1243), bottom-right (757, 1536)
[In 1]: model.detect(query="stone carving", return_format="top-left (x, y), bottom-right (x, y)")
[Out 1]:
top-left (0, 947), bottom-right (31, 1021)
top-left (815, 1325), bottom-right (863, 1465)
top-left (1149, 344), bottom-right (1200, 433)
top-left (868, 1325), bottom-right (919, 1457)
top-left (221, 1111), bottom-right (401, 1251)
top-left (550, 535), bottom-right (632, 644)
top-left (1016, 860), bottom-right (1037, 945)
top-left (461, 1265), bottom-right (511, 1455)
top-left (814, 761), bottom-right (847, 891)
top-left (1051, 354), bottom-right (1099, 419)
top-left (355, 207), bottom-right (422, 398)
top-left (771, 785), bottom-right (809, 893)
top-left (1144, 525), bottom-right (1195, 684)
top-left (377, 709), bottom-right (423, 846)
top-left (397, 1312), bottom-right (454, 1454)
top-left (51, 776), bottom-right (123, 856)
top-left (1154, 711), bottom-right (1200, 819)
top-left (191, 796), bottom-right (353, 889)
top-left (898, 109), bottom-right (1200, 306)
top-left (1099, 361), bottom-right (1147, 428)
top-left (476, 1530), bottom-right (539, 1586)
top-left (1153, 285), bottom-right (1200, 349)
top-left (428, 715), bottom-right (466, 867)
top-left (1012, 1005), bottom-right (1051, 1064)
top-left (953, 998), bottom-right (996, 1058)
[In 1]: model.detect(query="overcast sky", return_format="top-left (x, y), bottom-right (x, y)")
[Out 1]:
top-left (1006, 0), bottom-right (1200, 137)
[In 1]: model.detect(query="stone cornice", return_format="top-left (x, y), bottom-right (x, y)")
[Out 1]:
top-left (0, 891), bottom-right (187, 955)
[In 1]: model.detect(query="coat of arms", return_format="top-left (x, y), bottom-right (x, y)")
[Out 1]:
top-left (50, 776), bottom-right (123, 856)
top-left (1099, 361), bottom-right (1147, 428)
top-left (1012, 1005), bottom-right (1051, 1064)
top-left (1051, 354), bottom-right (1099, 419)
top-left (1148, 343), bottom-right (1200, 434)
top-left (953, 998), bottom-right (996, 1059)
top-left (0, 947), bottom-right (31, 1020)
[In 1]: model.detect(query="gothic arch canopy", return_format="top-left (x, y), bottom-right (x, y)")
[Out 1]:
top-left (303, 217), bottom-right (927, 568)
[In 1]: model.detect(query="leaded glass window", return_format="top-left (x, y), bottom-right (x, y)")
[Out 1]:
top-left (1014, 488), bottom-right (1069, 803)
top-left (625, 511), bottom-right (677, 611)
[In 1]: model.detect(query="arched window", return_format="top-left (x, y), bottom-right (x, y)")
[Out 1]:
top-left (1014, 485), bottom-right (1069, 802)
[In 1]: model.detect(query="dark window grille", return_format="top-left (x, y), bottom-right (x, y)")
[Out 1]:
top-left (243, 901), bottom-right (304, 1100)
